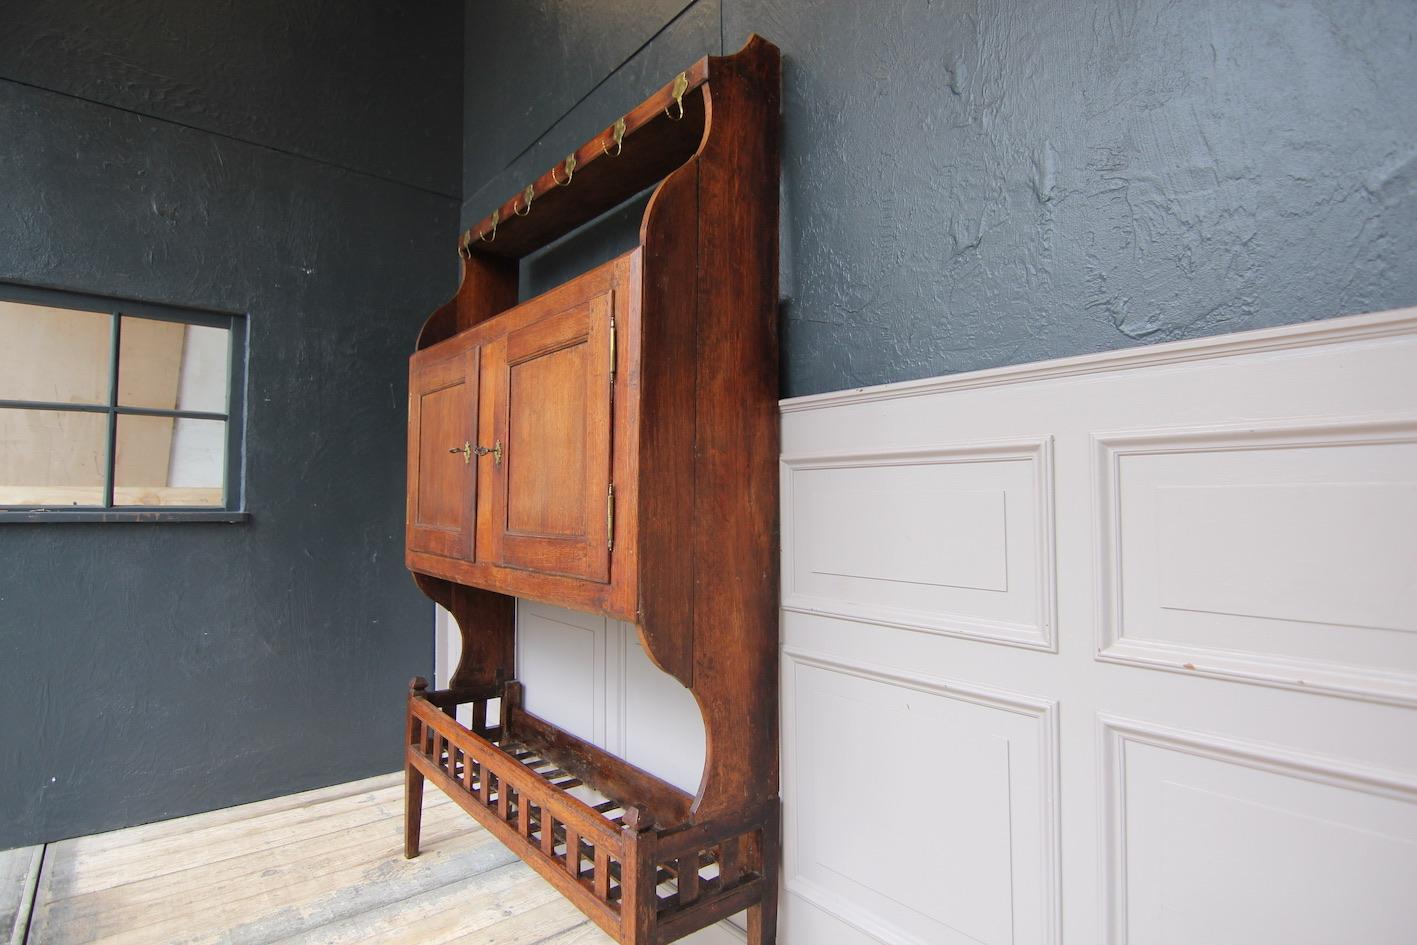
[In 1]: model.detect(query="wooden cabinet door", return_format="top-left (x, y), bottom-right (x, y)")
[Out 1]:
top-left (407, 344), bottom-right (479, 559)
top-left (487, 290), bottom-right (613, 583)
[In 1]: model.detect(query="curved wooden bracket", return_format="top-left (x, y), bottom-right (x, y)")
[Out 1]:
top-left (412, 573), bottom-right (514, 695)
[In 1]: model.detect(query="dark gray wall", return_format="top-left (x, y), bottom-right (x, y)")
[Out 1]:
top-left (462, 0), bottom-right (1417, 397)
top-left (0, 4), bottom-right (462, 848)
top-left (0, 0), bottom-right (462, 195)
top-left (463, 0), bottom-right (723, 231)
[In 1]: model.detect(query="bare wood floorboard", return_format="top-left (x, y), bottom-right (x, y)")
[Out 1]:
top-left (2, 845), bottom-right (42, 945)
top-left (16, 774), bottom-right (615, 945)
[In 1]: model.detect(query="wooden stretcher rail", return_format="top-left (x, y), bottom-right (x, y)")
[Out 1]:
top-left (409, 696), bottom-right (624, 849)
top-left (406, 683), bottom-right (774, 945)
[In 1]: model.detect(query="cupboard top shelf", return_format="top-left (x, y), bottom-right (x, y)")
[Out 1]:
top-left (457, 35), bottom-right (771, 260)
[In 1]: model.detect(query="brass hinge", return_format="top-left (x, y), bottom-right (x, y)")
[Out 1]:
top-left (606, 482), bottom-right (615, 551)
top-left (608, 312), bottom-right (617, 389)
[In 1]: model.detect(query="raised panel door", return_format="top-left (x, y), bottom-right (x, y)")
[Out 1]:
top-left (487, 288), bottom-right (613, 582)
top-left (407, 343), bottom-right (478, 559)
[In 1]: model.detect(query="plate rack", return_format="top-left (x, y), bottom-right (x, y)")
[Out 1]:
top-left (403, 35), bottom-right (781, 945)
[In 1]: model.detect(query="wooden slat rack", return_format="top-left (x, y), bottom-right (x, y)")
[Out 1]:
top-left (403, 35), bottom-right (781, 945)
top-left (406, 681), bottom-right (774, 944)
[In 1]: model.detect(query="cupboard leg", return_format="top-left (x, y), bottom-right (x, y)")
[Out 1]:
top-left (747, 803), bottom-right (781, 945)
top-left (746, 892), bottom-right (778, 945)
top-left (405, 675), bottom-right (428, 859)
top-left (619, 810), bottom-right (658, 945)
top-left (404, 762), bottom-right (425, 859)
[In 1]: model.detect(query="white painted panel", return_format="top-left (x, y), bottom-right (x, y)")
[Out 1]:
top-left (516, 601), bottom-right (603, 745)
top-left (620, 625), bottom-right (706, 795)
top-left (804, 484), bottom-right (1007, 591)
top-left (784, 650), bottom-right (1058, 945)
top-left (1103, 718), bottom-right (1417, 945)
top-left (498, 606), bottom-right (707, 794)
top-left (1097, 418), bottom-right (1417, 703)
top-left (1157, 482), bottom-right (1417, 631)
top-left (783, 439), bottom-right (1055, 650)
top-left (1157, 783), bottom-right (1414, 945)
top-left (779, 309), bottom-right (1417, 944)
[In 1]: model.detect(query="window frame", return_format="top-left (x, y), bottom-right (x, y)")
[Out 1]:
top-left (0, 283), bottom-right (248, 523)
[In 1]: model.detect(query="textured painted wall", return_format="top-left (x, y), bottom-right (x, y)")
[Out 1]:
top-left (464, 0), bottom-right (701, 197)
top-left (0, 0), bottom-right (462, 195)
top-left (463, 0), bottom-right (1417, 396)
top-left (462, 0), bottom-right (723, 231)
top-left (0, 9), bottom-right (461, 846)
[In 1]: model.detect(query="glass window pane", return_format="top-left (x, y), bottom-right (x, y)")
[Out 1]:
top-left (174, 324), bottom-right (231, 413)
top-left (0, 300), bottom-right (111, 405)
top-left (118, 317), bottom-right (229, 413)
top-left (114, 414), bottom-right (225, 507)
top-left (0, 408), bottom-right (107, 507)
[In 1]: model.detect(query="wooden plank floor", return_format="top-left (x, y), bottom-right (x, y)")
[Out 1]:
top-left (2, 844), bottom-right (42, 945)
top-left (12, 773), bottom-right (618, 945)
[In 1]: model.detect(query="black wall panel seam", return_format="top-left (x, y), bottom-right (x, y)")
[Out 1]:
top-left (0, 74), bottom-right (461, 201)
top-left (491, 0), bottom-right (706, 178)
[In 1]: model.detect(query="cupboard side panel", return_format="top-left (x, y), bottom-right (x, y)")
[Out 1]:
top-left (635, 164), bottom-right (700, 688)
top-left (690, 45), bottom-right (782, 820)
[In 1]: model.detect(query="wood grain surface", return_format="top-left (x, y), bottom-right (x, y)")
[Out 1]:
top-left (21, 773), bottom-right (616, 945)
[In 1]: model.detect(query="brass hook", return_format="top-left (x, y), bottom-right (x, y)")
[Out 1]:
top-left (458, 232), bottom-right (472, 259)
top-left (515, 185), bottom-right (534, 216)
top-left (478, 209), bottom-right (499, 243)
top-left (602, 117), bottom-right (626, 157)
top-left (552, 154), bottom-right (577, 186)
top-left (665, 72), bottom-right (688, 120)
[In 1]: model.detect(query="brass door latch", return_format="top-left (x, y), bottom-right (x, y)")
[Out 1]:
top-left (477, 440), bottom-right (504, 466)
top-left (449, 441), bottom-right (502, 466)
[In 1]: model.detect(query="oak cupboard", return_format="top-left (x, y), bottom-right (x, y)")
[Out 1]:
top-left (407, 254), bottom-right (628, 597)
top-left (402, 36), bottom-right (781, 945)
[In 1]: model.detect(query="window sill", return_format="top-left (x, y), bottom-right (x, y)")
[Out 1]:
top-left (0, 509), bottom-right (250, 524)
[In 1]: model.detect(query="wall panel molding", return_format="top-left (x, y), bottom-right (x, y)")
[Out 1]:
top-left (1093, 415), bottom-right (1417, 705)
top-left (516, 601), bottom-right (608, 745)
top-left (1098, 715), bottom-right (1417, 945)
top-left (497, 603), bottom-right (705, 796)
top-left (782, 647), bottom-right (1060, 945)
top-left (781, 438), bottom-right (1057, 651)
top-left (780, 308), bottom-right (1417, 413)
top-left (777, 303), bottom-right (1417, 943)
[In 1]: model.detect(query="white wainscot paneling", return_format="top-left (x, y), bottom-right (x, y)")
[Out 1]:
top-left (510, 604), bottom-right (707, 794)
top-left (1095, 417), bottom-right (1417, 705)
top-left (1101, 717), bottom-right (1417, 945)
top-left (618, 621), bottom-right (706, 795)
top-left (517, 600), bottom-right (606, 745)
top-left (782, 439), bottom-right (1056, 650)
top-left (783, 649), bottom-right (1059, 945)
